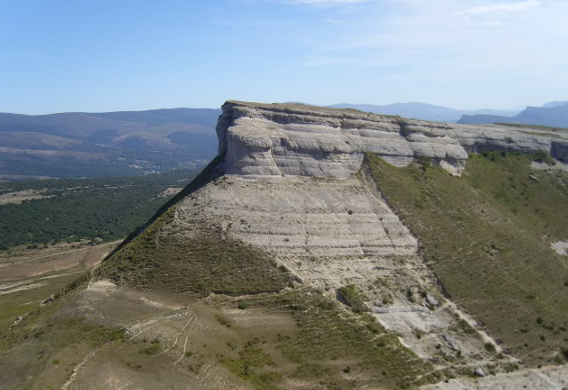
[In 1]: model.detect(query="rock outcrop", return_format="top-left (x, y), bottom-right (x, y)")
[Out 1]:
top-left (217, 101), bottom-right (568, 177)
top-left (8, 102), bottom-right (568, 390)
top-left (175, 101), bottom-right (568, 368)
top-left (205, 101), bottom-right (568, 383)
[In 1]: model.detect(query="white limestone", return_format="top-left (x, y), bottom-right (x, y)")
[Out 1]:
top-left (168, 101), bottom-right (568, 386)
top-left (217, 101), bottom-right (568, 177)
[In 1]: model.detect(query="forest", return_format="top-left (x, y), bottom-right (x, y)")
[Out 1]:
top-left (0, 169), bottom-right (199, 250)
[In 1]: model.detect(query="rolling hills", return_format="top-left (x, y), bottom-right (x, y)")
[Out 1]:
top-left (0, 108), bottom-right (220, 180)
top-left (458, 102), bottom-right (568, 128)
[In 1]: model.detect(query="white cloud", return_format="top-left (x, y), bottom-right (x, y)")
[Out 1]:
top-left (248, 0), bottom-right (568, 107)
top-left (456, 0), bottom-right (540, 18)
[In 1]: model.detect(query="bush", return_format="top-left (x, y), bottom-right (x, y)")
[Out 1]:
top-left (533, 151), bottom-right (556, 165)
top-left (337, 285), bottom-right (369, 313)
top-left (484, 343), bottom-right (496, 353)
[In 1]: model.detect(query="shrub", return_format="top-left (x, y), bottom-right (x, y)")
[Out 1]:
top-left (337, 285), bottom-right (370, 313)
top-left (533, 151), bottom-right (556, 165)
top-left (484, 343), bottom-right (496, 353)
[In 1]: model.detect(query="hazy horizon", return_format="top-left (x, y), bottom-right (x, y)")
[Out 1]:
top-left (0, 101), bottom-right (532, 117)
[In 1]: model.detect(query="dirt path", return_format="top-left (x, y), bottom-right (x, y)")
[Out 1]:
top-left (0, 241), bottom-right (119, 283)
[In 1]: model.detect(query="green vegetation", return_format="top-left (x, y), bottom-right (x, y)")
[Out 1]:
top-left (496, 122), bottom-right (568, 132)
top-left (337, 285), bottom-right (370, 313)
top-left (367, 151), bottom-right (568, 366)
top-left (227, 291), bottom-right (435, 389)
top-left (221, 340), bottom-right (280, 390)
top-left (0, 169), bottom-right (199, 249)
top-left (0, 272), bottom-right (81, 339)
top-left (96, 205), bottom-right (291, 296)
top-left (1, 303), bottom-right (127, 389)
top-left (138, 338), bottom-right (161, 355)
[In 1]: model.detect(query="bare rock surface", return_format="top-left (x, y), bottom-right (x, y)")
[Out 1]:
top-left (421, 365), bottom-right (568, 390)
top-left (170, 101), bottom-right (568, 387)
top-left (174, 168), bottom-right (504, 370)
top-left (177, 174), bottom-right (417, 258)
top-left (217, 101), bottom-right (568, 177)
top-left (551, 240), bottom-right (568, 256)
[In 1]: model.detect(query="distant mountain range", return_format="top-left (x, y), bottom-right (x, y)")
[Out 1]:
top-left (0, 108), bottom-right (221, 180)
top-left (1, 100), bottom-right (566, 180)
top-left (458, 102), bottom-right (568, 128)
top-left (328, 103), bottom-right (521, 123)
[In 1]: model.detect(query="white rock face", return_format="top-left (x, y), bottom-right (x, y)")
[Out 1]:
top-left (174, 169), bottom-right (501, 367)
top-left (551, 240), bottom-right (568, 256)
top-left (421, 365), bottom-right (568, 390)
top-left (217, 101), bottom-right (568, 177)
top-left (177, 174), bottom-right (416, 258)
top-left (169, 101), bottom-right (568, 385)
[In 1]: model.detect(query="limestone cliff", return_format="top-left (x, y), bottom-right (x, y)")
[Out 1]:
top-left (18, 101), bottom-right (565, 390)
top-left (216, 101), bottom-right (568, 176)
top-left (173, 101), bottom-right (568, 370)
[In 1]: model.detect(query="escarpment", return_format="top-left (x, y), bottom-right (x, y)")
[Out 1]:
top-left (9, 101), bottom-right (567, 390)
top-left (188, 101), bottom-right (567, 386)
top-left (174, 103), bottom-right (567, 371)
top-left (216, 101), bottom-right (568, 177)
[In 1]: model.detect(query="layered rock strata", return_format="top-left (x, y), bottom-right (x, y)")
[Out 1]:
top-left (172, 101), bottom-right (567, 383)
top-left (217, 101), bottom-right (568, 177)
top-left (174, 161), bottom-right (502, 368)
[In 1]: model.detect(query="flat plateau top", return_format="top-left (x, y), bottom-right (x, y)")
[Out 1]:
top-left (224, 100), bottom-right (391, 116)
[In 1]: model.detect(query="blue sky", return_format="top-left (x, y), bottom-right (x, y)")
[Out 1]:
top-left (1, 0), bottom-right (567, 114)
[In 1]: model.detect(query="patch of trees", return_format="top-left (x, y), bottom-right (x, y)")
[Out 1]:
top-left (0, 169), bottom-right (198, 249)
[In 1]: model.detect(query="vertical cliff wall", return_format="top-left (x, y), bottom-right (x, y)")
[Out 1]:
top-left (216, 101), bottom-right (567, 177)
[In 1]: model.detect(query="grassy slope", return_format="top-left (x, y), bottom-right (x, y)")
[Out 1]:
top-left (0, 274), bottom-right (80, 337)
top-left (0, 284), bottom-right (126, 390)
top-left (95, 206), bottom-right (292, 296)
top-left (89, 160), bottom-right (434, 388)
top-left (217, 292), bottom-right (433, 390)
top-left (367, 152), bottom-right (568, 367)
top-left (2, 211), bottom-right (433, 389)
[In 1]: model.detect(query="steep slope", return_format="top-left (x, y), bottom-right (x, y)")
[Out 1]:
top-left (367, 153), bottom-right (568, 366)
top-left (2, 101), bottom-right (568, 390)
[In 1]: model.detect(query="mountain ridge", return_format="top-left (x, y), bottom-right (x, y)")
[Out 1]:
top-left (0, 108), bottom-right (221, 179)
top-left (3, 101), bottom-right (568, 389)
top-left (458, 102), bottom-right (568, 128)
top-left (329, 102), bottom-right (521, 122)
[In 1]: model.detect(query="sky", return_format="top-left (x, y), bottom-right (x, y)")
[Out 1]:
top-left (1, 0), bottom-right (567, 114)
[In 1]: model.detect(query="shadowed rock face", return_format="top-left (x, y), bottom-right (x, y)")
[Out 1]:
top-left (216, 101), bottom-right (568, 177)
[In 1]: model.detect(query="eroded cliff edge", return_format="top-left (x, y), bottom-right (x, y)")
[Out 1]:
top-left (18, 101), bottom-right (565, 390)
top-left (216, 100), bottom-right (568, 176)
